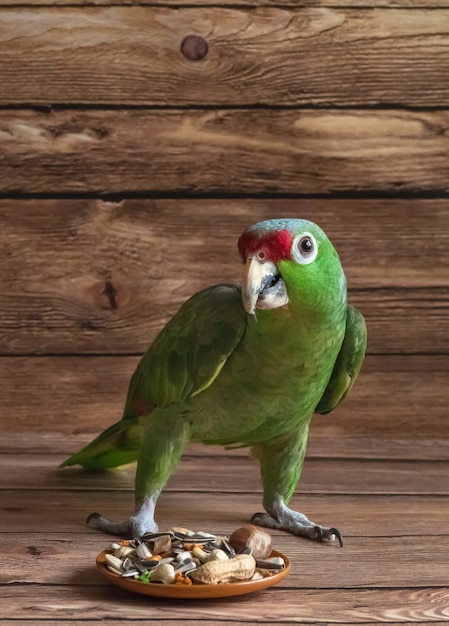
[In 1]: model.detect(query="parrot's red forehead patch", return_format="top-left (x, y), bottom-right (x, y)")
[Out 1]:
top-left (238, 229), bottom-right (293, 264)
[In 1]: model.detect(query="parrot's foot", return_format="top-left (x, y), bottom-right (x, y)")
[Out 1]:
top-left (86, 497), bottom-right (158, 538)
top-left (251, 501), bottom-right (343, 547)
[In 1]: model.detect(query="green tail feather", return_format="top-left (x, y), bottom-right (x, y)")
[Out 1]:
top-left (60, 417), bottom-right (144, 470)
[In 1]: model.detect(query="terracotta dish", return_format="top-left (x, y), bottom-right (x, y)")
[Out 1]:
top-left (96, 549), bottom-right (291, 599)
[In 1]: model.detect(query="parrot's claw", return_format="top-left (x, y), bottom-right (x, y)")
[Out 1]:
top-left (86, 512), bottom-right (134, 536)
top-left (312, 525), bottom-right (343, 547)
top-left (251, 504), bottom-right (343, 547)
top-left (86, 498), bottom-right (159, 538)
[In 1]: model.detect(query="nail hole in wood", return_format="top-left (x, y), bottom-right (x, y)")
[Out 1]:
top-left (181, 35), bottom-right (208, 61)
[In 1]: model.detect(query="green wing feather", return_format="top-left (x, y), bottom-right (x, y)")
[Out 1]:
top-left (61, 284), bottom-right (247, 469)
top-left (122, 284), bottom-right (247, 417)
top-left (315, 305), bottom-right (367, 415)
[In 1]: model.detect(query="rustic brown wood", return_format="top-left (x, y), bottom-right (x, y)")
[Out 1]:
top-left (4, 431), bottom-right (449, 461)
top-left (1, 8), bottom-right (449, 106)
top-left (0, 109), bottom-right (448, 195)
top-left (2, 532), bottom-right (449, 588)
top-left (0, 284), bottom-right (449, 355)
top-left (3, 0), bottom-right (449, 6)
top-left (0, 623), bottom-right (437, 626)
top-left (0, 623), bottom-right (438, 626)
top-left (2, 443), bottom-right (449, 621)
top-left (3, 453), bottom-right (449, 496)
top-left (1, 356), bottom-right (449, 457)
top-left (1, 199), bottom-right (449, 355)
top-left (2, 284), bottom-right (447, 355)
top-left (1, 198), bottom-right (448, 291)
top-left (1, 585), bottom-right (449, 622)
top-left (8, 489), bottom-right (449, 538)
top-left (1, 286), bottom-right (447, 354)
top-left (2, 487), bottom-right (449, 539)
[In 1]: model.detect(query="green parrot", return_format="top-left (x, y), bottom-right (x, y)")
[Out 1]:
top-left (62, 218), bottom-right (366, 545)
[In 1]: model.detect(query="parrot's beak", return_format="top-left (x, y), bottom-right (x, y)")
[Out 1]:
top-left (242, 256), bottom-right (289, 315)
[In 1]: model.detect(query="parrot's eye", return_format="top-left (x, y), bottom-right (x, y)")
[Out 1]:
top-left (291, 233), bottom-right (318, 265)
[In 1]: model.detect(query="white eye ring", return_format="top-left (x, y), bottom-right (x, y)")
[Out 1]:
top-left (291, 232), bottom-right (318, 265)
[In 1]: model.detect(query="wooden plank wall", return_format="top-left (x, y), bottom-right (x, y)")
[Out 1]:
top-left (1, 1), bottom-right (448, 456)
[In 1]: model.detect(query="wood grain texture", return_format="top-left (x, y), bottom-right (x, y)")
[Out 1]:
top-left (1, 199), bottom-right (448, 355)
top-left (2, 448), bottom-right (448, 622)
top-left (4, 431), bottom-right (449, 461)
top-left (1, 109), bottom-right (449, 195)
top-left (1, 585), bottom-right (448, 622)
top-left (3, 453), bottom-right (449, 496)
top-left (2, 487), bottom-right (449, 538)
top-left (1, 623), bottom-right (439, 626)
top-left (2, 532), bottom-right (449, 587)
top-left (1, 356), bottom-right (449, 459)
top-left (1, 198), bottom-right (448, 290)
top-left (2, 0), bottom-right (449, 6)
top-left (5, 489), bottom-right (448, 538)
top-left (1, 8), bottom-right (449, 106)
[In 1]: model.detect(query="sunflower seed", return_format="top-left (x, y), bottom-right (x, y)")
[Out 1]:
top-left (220, 538), bottom-right (236, 557)
top-left (106, 565), bottom-right (123, 576)
top-left (175, 560), bottom-right (197, 574)
top-left (173, 531), bottom-right (211, 544)
top-left (122, 557), bottom-right (134, 571)
top-left (136, 543), bottom-right (152, 559)
top-left (255, 557), bottom-right (284, 570)
top-left (140, 531), bottom-right (174, 542)
top-left (138, 559), bottom-right (161, 570)
top-left (105, 553), bottom-right (123, 571)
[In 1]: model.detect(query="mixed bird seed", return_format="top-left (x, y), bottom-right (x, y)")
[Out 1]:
top-left (102, 524), bottom-right (285, 585)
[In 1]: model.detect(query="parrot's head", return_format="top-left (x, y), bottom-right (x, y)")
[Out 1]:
top-left (237, 218), bottom-right (346, 316)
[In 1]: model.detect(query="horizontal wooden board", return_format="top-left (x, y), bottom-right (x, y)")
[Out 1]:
top-left (0, 622), bottom-right (444, 626)
top-left (0, 623), bottom-right (438, 626)
top-left (1, 199), bottom-right (448, 355)
top-left (0, 8), bottom-right (449, 106)
top-left (1, 585), bottom-right (448, 622)
top-left (2, 0), bottom-right (449, 6)
top-left (4, 285), bottom-right (446, 355)
top-left (0, 355), bottom-right (448, 457)
top-left (3, 453), bottom-right (449, 496)
top-left (2, 532), bottom-right (449, 588)
top-left (1, 198), bottom-right (448, 290)
top-left (1, 356), bottom-right (449, 457)
top-left (2, 489), bottom-right (449, 538)
top-left (1, 109), bottom-right (449, 195)
top-left (3, 431), bottom-right (449, 462)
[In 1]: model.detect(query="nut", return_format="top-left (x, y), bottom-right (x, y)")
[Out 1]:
top-left (207, 549), bottom-right (228, 561)
top-left (149, 563), bottom-right (176, 584)
top-left (136, 543), bottom-right (152, 559)
top-left (189, 554), bottom-right (256, 585)
top-left (152, 535), bottom-right (172, 555)
top-left (191, 546), bottom-right (210, 563)
top-left (229, 524), bottom-right (272, 559)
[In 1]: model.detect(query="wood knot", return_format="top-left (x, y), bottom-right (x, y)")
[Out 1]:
top-left (87, 279), bottom-right (130, 310)
top-left (181, 35), bottom-right (208, 61)
top-left (101, 280), bottom-right (118, 309)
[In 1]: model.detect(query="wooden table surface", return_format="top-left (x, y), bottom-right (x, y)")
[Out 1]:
top-left (2, 412), bottom-right (449, 624)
